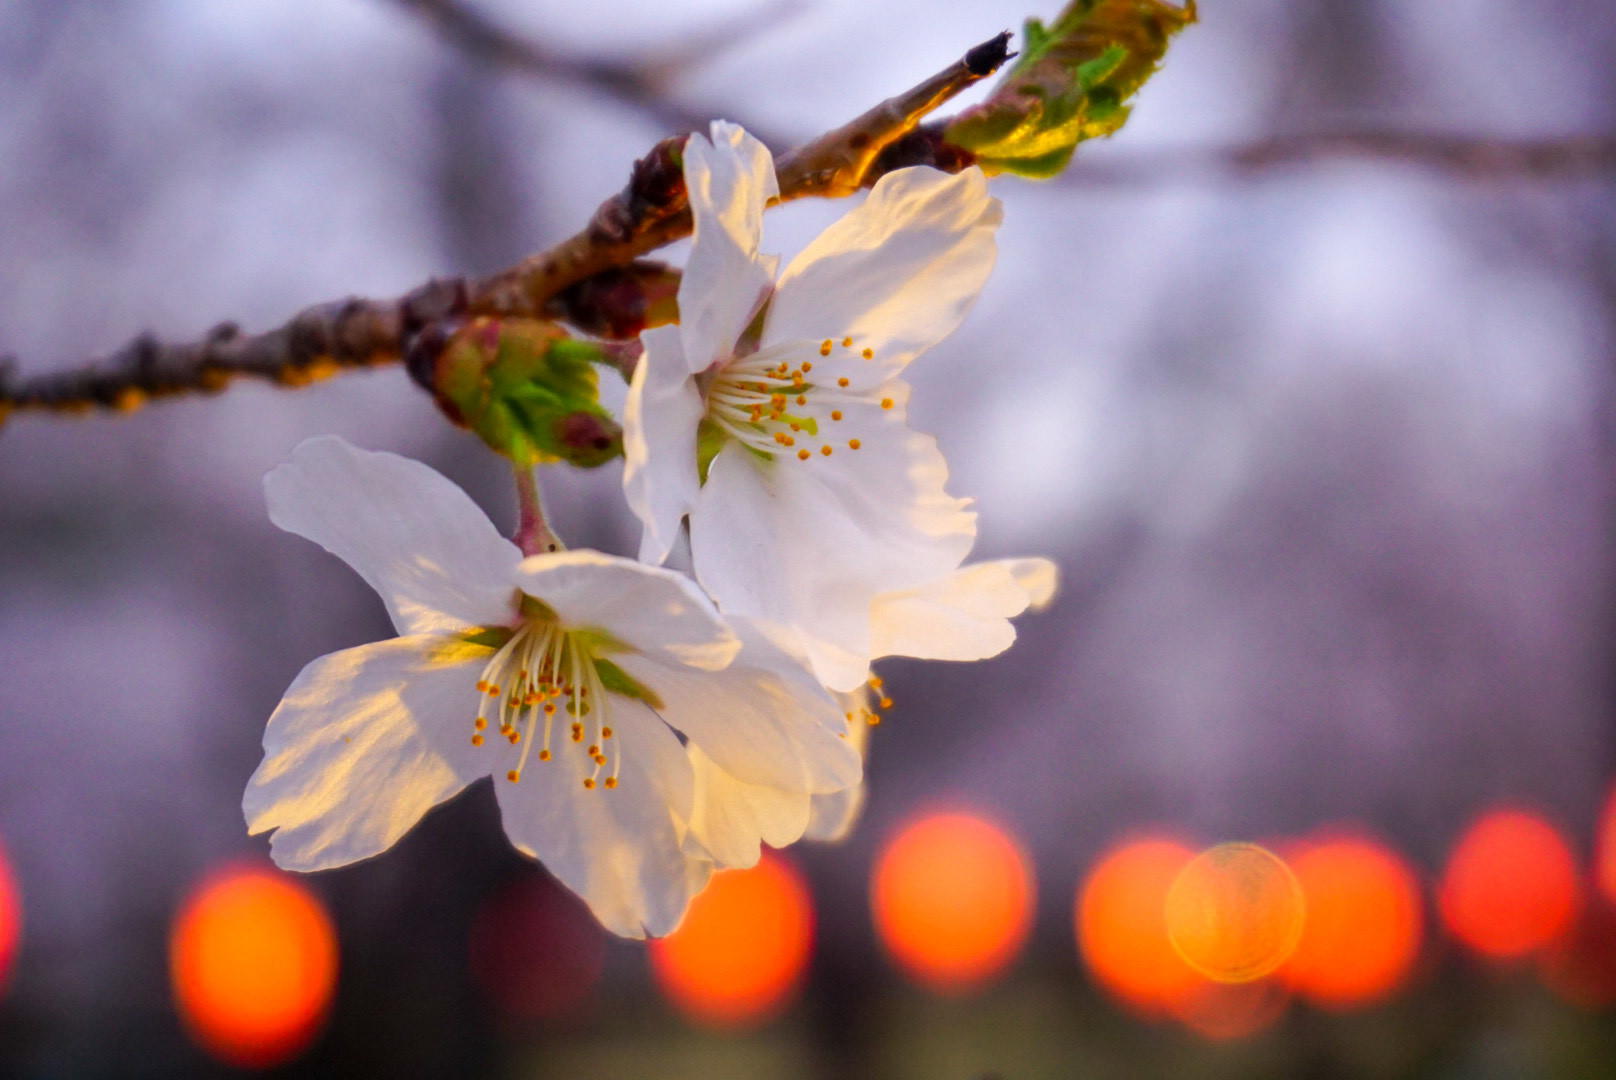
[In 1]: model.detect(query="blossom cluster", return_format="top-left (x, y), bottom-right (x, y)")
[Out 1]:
top-left (244, 123), bottom-right (1055, 938)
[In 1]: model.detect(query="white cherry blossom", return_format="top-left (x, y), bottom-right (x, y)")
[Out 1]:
top-left (623, 121), bottom-right (1004, 693)
top-left (244, 436), bottom-right (858, 937)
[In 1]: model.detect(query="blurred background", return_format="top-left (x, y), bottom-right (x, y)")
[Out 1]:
top-left (3, 0), bottom-right (1616, 1076)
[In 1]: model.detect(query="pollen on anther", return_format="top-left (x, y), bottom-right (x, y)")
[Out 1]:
top-left (821, 445), bottom-right (833, 456)
top-left (486, 684), bottom-right (500, 696)
top-left (507, 731), bottom-right (521, 744)
top-left (842, 336), bottom-right (854, 348)
top-left (474, 717), bottom-right (487, 730)
top-left (588, 745), bottom-right (600, 756)
top-left (849, 439), bottom-right (862, 450)
top-left (880, 697), bottom-right (894, 709)
top-left (604, 777), bottom-right (618, 789)
top-left (543, 702), bottom-right (556, 715)
top-left (583, 778), bottom-right (596, 790)
top-left (796, 395), bottom-right (807, 406)
top-left (881, 398), bottom-right (894, 410)
top-left (819, 340), bottom-right (833, 356)
top-left (862, 348), bottom-right (874, 360)
top-left (831, 410), bottom-right (843, 421)
top-left (601, 727), bottom-right (613, 739)
top-left (507, 770), bottom-right (521, 783)
top-left (798, 448), bottom-right (811, 460)
top-left (838, 377), bottom-right (850, 388)
top-left (801, 361), bottom-right (813, 373)
top-left (470, 734), bottom-right (484, 747)
top-left (538, 749), bottom-right (551, 762)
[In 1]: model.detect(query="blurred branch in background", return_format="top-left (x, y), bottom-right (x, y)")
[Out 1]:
top-left (1066, 130), bottom-right (1616, 185)
top-left (385, 0), bottom-right (797, 146)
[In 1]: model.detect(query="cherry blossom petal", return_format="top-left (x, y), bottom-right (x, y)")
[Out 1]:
top-left (762, 166), bottom-right (1000, 380)
top-left (684, 745), bottom-right (814, 868)
top-left (869, 557), bottom-right (1060, 662)
top-left (689, 402), bottom-right (975, 691)
top-left (804, 705), bottom-right (871, 843)
top-left (679, 121), bottom-right (780, 372)
top-left (623, 324), bottom-right (706, 565)
top-left (511, 550), bottom-right (738, 672)
top-left (244, 635), bottom-right (486, 871)
top-left (265, 436), bottom-right (520, 637)
top-left (494, 703), bottom-right (696, 938)
top-left (611, 642), bottom-right (860, 797)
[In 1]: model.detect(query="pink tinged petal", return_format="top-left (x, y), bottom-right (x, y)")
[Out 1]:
top-left (689, 406), bottom-right (975, 691)
top-left (623, 325), bottom-right (706, 565)
top-left (611, 640), bottom-right (861, 797)
top-left (762, 166), bottom-right (1001, 381)
top-left (243, 635), bottom-right (486, 872)
top-left (684, 746), bottom-right (814, 869)
top-left (869, 557), bottom-right (1061, 663)
top-left (494, 702), bottom-right (697, 938)
top-left (679, 121), bottom-right (781, 372)
top-left (510, 550), bottom-right (739, 671)
top-left (265, 435), bottom-right (521, 637)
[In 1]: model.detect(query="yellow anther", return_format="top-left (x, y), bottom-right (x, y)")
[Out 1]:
top-left (849, 439), bottom-right (862, 450)
top-left (869, 676), bottom-right (884, 687)
top-left (783, 435), bottom-right (795, 446)
top-left (476, 680), bottom-right (488, 693)
top-left (507, 730), bottom-right (521, 744)
top-left (880, 697), bottom-right (894, 709)
top-left (820, 340), bottom-right (833, 356)
top-left (583, 778), bottom-right (596, 790)
top-left (474, 717), bottom-right (486, 730)
top-left (588, 745), bottom-right (600, 756)
top-left (868, 714), bottom-right (881, 726)
top-left (798, 448), bottom-right (811, 460)
top-left (538, 749), bottom-right (551, 761)
top-left (604, 777), bottom-right (618, 789)
top-left (470, 734), bottom-right (484, 746)
top-left (821, 445), bottom-right (833, 456)
top-left (796, 395), bottom-right (807, 406)
top-left (801, 361), bottom-right (813, 372)
top-left (507, 770), bottom-right (521, 783)
top-left (594, 754), bottom-right (607, 766)
top-left (842, 337), bottom-right (854, 347)
top-left (486, 684), bottom-right (500, 697)
top-left (602, 727), bottom-right (613, 739)
top-left (862, 348), bottom-right (874, 360)
top-left (881, 398), bottom-right (894, 410)
top-left (830, 410), bottom-right (842, 421)
top-left (789, 422), bottom-right (801, 432)
top-left (838, 377), bottom-right (850, 388)
top-left (543, 702), bottom-right (556, 715)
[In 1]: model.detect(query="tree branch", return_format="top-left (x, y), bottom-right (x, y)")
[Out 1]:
top-left (1, 31), bottom-right (1013, 423)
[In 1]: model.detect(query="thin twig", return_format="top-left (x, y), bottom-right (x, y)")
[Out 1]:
top-left (1062, 131), bottom-right (1616, 186)
top-left (0, 32), bottom-right (1013, 422)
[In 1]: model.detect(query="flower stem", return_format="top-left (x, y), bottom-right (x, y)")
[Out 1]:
top-left (513, 466), bottom-right (562, 555)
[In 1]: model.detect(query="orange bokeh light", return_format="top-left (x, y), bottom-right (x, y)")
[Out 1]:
top-left (650, 851), bottom-right (813, 1028)
top-left (1077, 836), bottom-right (1203, 1013)
top-left (0, 840), bottom-right (19, 997)
top-left (1077, 834), bottom-right (1288, 1038)
top-left (1596, 782), bottom-right (1616, 905)
top-left (1281, 833), bottom-right (1423, 1009)
top-left (1539, 898), bottom-right (1616, 1009)
top-left (170, 863), bottom-right (338, 1069)
top-left (1164, 842), bottom-right (1305, 983)
top-left (1439, 807), bottom-right (1581, 960)
top-left (871, 811), bottom-right (1034, 994)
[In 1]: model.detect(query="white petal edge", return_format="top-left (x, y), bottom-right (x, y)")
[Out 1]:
top-left (265, 435), bottom-right (521, 637)
top-left (494, 700), bottom-right (697, 938)
top-left (510, 550), bottom-right (739, 672)
top-left (623, 325), bottom-right (705, 565)
top-left (244, 635), bottom-right (486, 871)
top-left (804, 693), bottom-right (872, 842)
top-left (679, 121), bottom-right (780, 372)
top-left (869, 557), bottom-right (1060, 662)
top-left (683, 745), bottom-right (815, 869)
top-left (762, 166), bottom-right (1001, 382)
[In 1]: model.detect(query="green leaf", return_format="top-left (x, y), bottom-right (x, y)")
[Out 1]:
top-left (430, 317), bottom-right (624, 468)
top-left (593, 657), bottom-right (665, 711)
top-left (945, 0), bottom-right (1196, 179)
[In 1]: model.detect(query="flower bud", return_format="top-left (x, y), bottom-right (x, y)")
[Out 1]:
top-left (427, 317), bottom-right (622, 468)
